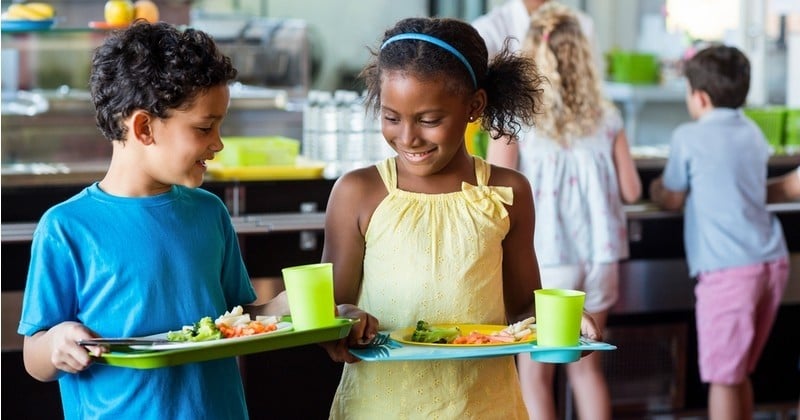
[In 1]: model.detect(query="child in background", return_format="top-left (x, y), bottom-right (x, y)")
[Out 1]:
top-left (16, 21), bottom-right (370, 419)
top-left (320, 16), bottom-right (601, 418)
top-left (487, 4), bottom-right (641, 419)
top-left (649, 45), bottom-right (788, 419)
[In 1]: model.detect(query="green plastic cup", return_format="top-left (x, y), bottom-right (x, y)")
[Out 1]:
top-left (281, 263), bottom-right (336, 331)
top-left (534, 289), bottom-right (586, 347)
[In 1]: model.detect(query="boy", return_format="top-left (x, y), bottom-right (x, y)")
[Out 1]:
top-left (649, 45), bottom-right (789, 419)
top-left (16, 21), bottom-right (376, 419)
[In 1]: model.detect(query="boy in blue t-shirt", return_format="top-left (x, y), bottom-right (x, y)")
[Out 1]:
top-left (649, 45), bottom-right (789, 419)
top-left (17, 22), bottom-right (374, 419)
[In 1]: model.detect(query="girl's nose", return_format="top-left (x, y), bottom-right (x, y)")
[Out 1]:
top-left (397, 122), bottom-right (417, 146)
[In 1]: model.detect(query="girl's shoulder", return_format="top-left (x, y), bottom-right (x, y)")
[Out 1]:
top-left (487, 163), bottom-right (532, 194)
top-left (330, 165), bottom-right (387, 207)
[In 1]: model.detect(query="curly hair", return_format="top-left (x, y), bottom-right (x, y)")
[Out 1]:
top-left (683, 44), bottom-right (750, 108)
top-left (89, 21), bottom-right (238, 141)
top-left (523, 3), bottom-right (603, 145)
top-left (359, 17), bottom-right (544, 141)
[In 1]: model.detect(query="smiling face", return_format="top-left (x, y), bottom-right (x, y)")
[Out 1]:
top-left (143, 84), bottom-right (230, 191)
top-left (380, 71), bottom-right (481, 183)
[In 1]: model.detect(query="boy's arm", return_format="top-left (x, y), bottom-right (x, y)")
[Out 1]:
top-left (23, 322), bottom-right (102, 382)
top-left (767, 167), bottom-right (800, 203)
top-left (649, 176), bottom-right (686, 211)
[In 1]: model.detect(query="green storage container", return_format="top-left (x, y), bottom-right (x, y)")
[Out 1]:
top-left (784, 108), bottom-right (800, 153)
top-left (743, 107), bottom-right (786, 154)
top-left (217, 136), bottom-right (300, 167)
top-left (607, 51), bottom-right (660, 85)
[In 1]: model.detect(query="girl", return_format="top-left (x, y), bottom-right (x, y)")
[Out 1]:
top-left (321, 16), bottom-right (601, 418)
top-left (488, 4), bottom-right (641, 420)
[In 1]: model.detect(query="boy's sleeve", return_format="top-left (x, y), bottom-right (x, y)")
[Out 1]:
top-left (661, 127), bottom-right (690, 192)
top-left (17, 222), bottom-right (78, 336)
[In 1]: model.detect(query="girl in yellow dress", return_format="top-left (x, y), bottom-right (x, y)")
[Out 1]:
top-left (321, 16), bottom-right (602, 419)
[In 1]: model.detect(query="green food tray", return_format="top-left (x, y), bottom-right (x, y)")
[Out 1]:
top-left (96, 317), bottom-right (356, 369)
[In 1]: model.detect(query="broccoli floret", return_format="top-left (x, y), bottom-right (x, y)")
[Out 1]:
top-left (192, 316), bottom-right (222, 341)
top-left (410, 320), bottom-right (461, 344)
top-left (166, 316), bottom-right (222, 342)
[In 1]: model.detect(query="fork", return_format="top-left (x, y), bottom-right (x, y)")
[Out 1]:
top-left (367, 332), bottom-right (390, 347)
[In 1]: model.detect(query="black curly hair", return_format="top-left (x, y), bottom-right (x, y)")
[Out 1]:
top-left (359, 17), bottom-right (544, 141)
top-left (89, 21), bottom-right (238, 141)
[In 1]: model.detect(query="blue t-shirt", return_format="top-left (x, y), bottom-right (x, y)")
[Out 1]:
top-left (661, 108), bottom-right (787, 276)
top-left (18, 183), bottom-right (257, 420)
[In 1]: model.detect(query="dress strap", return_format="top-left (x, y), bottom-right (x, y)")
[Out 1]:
top-left (473, 156), bottom-right (491, 186)
top-left (375, 158), bottom-right (397, 193)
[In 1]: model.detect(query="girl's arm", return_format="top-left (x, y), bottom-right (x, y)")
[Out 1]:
top-left (612, 130), bottom-right (642, 204)
top-left (319, 169), bottom-right (382, 362)
top-left (492, 167), bottom-right (539, 321)
top-left (485, 136), bottom-right (519, 169)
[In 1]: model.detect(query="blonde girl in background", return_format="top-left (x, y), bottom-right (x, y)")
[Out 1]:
top-left (487, 4), bottom-right (642, 419)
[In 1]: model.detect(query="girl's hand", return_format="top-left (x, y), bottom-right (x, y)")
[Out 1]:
top-left (578, 312), bottom-right (602, 359)
top-left (320, 304), bottom-right (379, 364)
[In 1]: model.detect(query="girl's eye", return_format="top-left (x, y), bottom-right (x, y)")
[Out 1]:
top-left (383, 115), bottom-right (399, 123)
top-left (419, 118), bottom-right (440, 126)
top-left (197, 127), bottom-right (212, 133)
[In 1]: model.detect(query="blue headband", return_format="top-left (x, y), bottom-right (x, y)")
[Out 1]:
top-left (380, 33), bottom-right (477, 88)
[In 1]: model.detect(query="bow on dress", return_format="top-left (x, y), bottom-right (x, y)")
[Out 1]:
top-left (461, 182), bottom-right (513, 219)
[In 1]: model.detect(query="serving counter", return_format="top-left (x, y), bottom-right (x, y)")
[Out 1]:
top-left (1, 160), bottom-right (799, 419)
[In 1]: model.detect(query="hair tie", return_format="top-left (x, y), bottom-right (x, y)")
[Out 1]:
top-left (381, 33), bottom-right (477, 88)
top-left (543, 32), bottom-right (550, 42)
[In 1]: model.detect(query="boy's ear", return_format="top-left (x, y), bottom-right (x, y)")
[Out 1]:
top-left (130, 110), bottom-right (155, 145)
top-left (695, 89), bottom-right (713, 109)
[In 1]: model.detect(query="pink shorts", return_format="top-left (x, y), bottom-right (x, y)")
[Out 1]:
top-left (695, 257), bottom-right (789, 385)
top-left (539, 262), bottom-right (619, 313)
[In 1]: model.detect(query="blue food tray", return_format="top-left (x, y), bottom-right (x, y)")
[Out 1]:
top-left (349, 336), bottom-right (615, 363)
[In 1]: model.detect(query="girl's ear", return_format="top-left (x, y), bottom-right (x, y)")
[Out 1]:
top-left (131, 110), bottom-right (155, 145)
top-left (468, 89), bottom-right (488, 121)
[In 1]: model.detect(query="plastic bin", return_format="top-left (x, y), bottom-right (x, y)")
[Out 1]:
top-left (743, 107), bottom-right (786, 153)
top-left (784, 108), bottom-right (800, 153)
top-left (607, 51), bottom-right (660, 85)
top-left (217, 136), bottom-right (300, 167)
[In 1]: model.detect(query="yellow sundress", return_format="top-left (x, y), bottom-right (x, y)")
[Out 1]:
top-left (329, 157), bottom-right (528, 420)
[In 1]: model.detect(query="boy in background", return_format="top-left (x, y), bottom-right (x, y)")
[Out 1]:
top-left (649, 45), bottom-right (789, 420)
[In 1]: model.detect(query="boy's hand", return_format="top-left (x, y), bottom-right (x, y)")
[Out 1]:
top-left (47, 322), bottom-right (104, 373)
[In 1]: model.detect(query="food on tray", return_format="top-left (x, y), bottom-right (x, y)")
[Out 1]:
top-left (410, 320), bottom-right (461, 344)
top-left (215, 305), bottom-right (280, 338)
top-left (167, 306), bottom-right (281, 342)
top-left (167, 316), bottom-right (222, 342)
top-left (454, 316), bottom-right (536, 344)
top-left (409, 317), bottom-right (536, 345)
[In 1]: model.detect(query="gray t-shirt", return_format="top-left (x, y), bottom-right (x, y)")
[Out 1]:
top-left (662, 108), bottom-right (787, 276)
